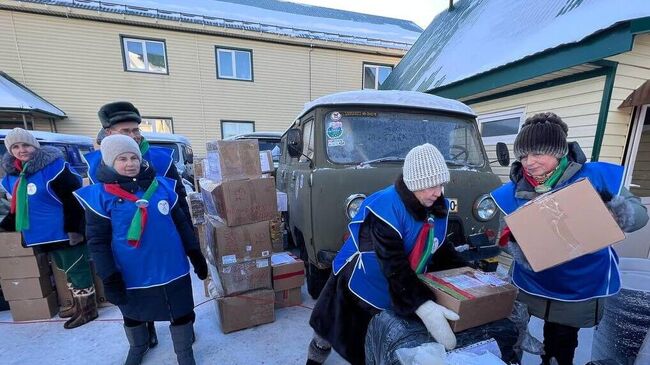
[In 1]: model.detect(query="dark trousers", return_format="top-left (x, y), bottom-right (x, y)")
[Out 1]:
top-left (541, 321), bottom-right (580, 365)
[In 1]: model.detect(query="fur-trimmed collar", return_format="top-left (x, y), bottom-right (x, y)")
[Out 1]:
top-left (394, 175), bottom-right (448, 220)
top-left (1, 146), bottom-right (64, 175)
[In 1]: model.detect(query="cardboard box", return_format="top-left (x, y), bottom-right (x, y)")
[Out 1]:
top-left (271, 252), bottom-right (305, 291)
top-left (187, 192), bottom-right (206, 226)
top-left (201, 178), bottom-right (278, 226)
top-left (504, 179), bottom-right (626, 272)
top-left (205, 140), bottom-right (261, 182)
top-left (216, 289), bottom-right (275, 333)
top-left (0, 232), bottom-right (33, 258)
top-left (213, 258), bottom-right (272, 296)
top-left (52, 260), bottom-right (73, 309)
top-left (259, 150), bottom-right (274, 174)
top-left (1, 276), bottom-right (53, 301)
top-left (276, 191), bottom-right (288, 212)
top-left (8, 291), bottom-right (58, 321)
top-left (270, 214), bottom-right (283, 253)
top-left (206, 216), bottom-right (272, 266)
top-left (274, 287), bottom-right (302, 309)
top-left (420, 267), bottom-right (517, 332)
top-left (0, 253), bottom-right (50, 279)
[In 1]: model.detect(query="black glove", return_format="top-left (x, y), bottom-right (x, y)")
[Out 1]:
top-left (103, 272), bottom-right (128, 305)
top-left (187, 250), bottom-right (208, 280)
top-left (599, 190), bottom-right (613, 203)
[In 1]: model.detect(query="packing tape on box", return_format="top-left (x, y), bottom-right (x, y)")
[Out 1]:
top-left (419, 273), bottom-right (476, 300)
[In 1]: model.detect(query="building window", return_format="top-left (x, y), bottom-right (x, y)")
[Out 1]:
top-left (121, 37), bottom-right (168, 74)
top-left (363, 63), bottom-right (393, 89)
top-left (216, 47), bottom-right (253, 81)
top-left (221, 121), bottom-right (254, 139)
top-left (477, 108), bottom-right (525, 144)
top-left (141, 118), bottom-right (173, 133)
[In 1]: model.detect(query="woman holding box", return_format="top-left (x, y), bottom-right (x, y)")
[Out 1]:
top-left (74, 135), bottom-right (207, 365)
top-left (491, 112), bottom-right (648, 365)
top-left (0, 127), bottom-right (97, 329)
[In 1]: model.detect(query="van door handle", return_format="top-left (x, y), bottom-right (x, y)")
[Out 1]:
top-left (291, 171), bottom-right (297, 180)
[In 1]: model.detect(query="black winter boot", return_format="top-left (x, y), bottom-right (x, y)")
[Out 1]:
top-left (170, 322), bottom-right (196, 365)
top-left (147, 321), bottom-right (158, 348)
top-left (124, 323), bottom-right (149, 365)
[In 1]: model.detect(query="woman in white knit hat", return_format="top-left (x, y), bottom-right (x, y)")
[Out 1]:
top-left (74, 135), bottom-right (207, 365)
top-left (0, 127), bottom-right (97, 329)
top-left (305, 143), bottom-right (467, 365)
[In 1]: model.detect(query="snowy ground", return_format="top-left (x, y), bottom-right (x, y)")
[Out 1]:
top-left (0, 271), bottom-right (593, 365)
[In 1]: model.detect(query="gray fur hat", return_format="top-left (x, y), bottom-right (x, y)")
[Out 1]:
top-left (513, 112), bottom-right (569, 160)
top-left (100, 135), bottom-right (141, 166)
top-left (4, 128), bottom-right (40, 151)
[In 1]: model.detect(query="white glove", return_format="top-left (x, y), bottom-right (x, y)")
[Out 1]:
top-left (415, 300), bottom-right (459, 350)
top-left (67, 232), bottom-right (84, 246)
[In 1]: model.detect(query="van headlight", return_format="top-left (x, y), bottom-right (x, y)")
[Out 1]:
top-left (345, 194), bottom-right (366, 219)
top-left (473, 194), bottom-right (497, 221)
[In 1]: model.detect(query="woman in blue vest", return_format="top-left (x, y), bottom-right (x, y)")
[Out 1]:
top-left (0, 128), bottom-right (97, 329)
top-left (306, 144), bottom-right (468, 365)
top-left (491, 112), bottom-right (648, 365)
top-left (74, 135), bottom-right (207, 365)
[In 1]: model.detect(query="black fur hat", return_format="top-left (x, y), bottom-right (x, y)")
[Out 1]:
top-left (98, 101), bottom-right (141, 128)
top-left (513, 112), bottom-right (568, 160)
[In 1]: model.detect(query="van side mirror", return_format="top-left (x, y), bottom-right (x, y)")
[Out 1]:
top-left (496, 142), bottom-right (510, 166)
top-left (287, 128), bottom-right (303, 158)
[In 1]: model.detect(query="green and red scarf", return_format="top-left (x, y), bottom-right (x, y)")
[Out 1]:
top-left (104, 178), bottom-right (159, 248)
top-left (10, 159), bottom-right (31, 232)
top-left (139, 138), bottom-right (150, 155)
top-left (408, 217), bottom-right (436, 274)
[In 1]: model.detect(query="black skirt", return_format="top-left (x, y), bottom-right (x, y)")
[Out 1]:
top-left (309, 263), bottom-right (380, 365)
top-left (118, 274), bottom-right (194, 322)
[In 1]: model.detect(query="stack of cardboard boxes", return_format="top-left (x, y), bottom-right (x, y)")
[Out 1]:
top-left (200, 140), bottom-right (279, 333)
top-left (0, 232), bottom-right (57, 321)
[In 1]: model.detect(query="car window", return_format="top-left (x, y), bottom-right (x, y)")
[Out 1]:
top-left (301, 120), bottom-right (314, 162)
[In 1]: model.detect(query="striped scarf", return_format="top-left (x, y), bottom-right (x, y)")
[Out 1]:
top-left (408, 217), bottom-right (436, 274)
top-left (10, 159), bottom-right (31, 232)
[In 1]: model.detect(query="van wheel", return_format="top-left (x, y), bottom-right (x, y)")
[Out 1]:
top-left (306, 263), bottom-right (331, 300)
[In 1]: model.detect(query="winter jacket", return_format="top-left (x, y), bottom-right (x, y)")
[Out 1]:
top-left (492, 142), bottom-right (648, 303)
top-left (0, 146), bottom-right (84, 247)
top-left (74, 164), bottom-right (199, 321)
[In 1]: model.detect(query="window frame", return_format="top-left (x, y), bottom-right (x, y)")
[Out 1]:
top-left (362, 62), bottom-right (394, 90)
top-left (120, 35), bottom-right (169, 75)
top-left (220, 120), bottom-right (255, 139)
top-left (140, 117), bottom-right (174, 134)
top-left (215, 46), bottom-right (254, 82)
top-left (477, 107), bottom-right (526, 145)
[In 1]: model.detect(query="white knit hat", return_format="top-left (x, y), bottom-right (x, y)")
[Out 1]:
top-left (100, 134), bottom-right (142, 167)
top-left (4, 128), bottom-right (40, 150)
top-left (403, 143), bottom-right (450, 192)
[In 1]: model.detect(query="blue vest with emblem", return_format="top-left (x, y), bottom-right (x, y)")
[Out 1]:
top-left (332, 185), bottom-right (449, 310)
top-left (73, 177), bottom-right (189, 289)
top-left (84, 146), bottom-right (174, 184)
top-left (1, 159), bottom-right (76, 246)
top-left (491, 162), bottom-right (624, 301)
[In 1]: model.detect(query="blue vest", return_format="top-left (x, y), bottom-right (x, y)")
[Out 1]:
top-left (1, 159), bottom-right (77, 246)
top-left (84, 146), bottom-right (174, 184)
top-left (491, 162), bottom-right (624, 301)
top-left (73, 177), bottom-right (190, 289)
top-left (332, 186), bottom-right (449, 310)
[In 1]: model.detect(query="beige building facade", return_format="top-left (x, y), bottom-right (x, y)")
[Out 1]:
top-left (0, 0), bottom-right (416, 155)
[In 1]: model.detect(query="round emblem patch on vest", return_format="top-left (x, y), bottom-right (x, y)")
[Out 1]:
top-left (27, 183), bottom-right (37, 195)
top-left (157, 200), bottom-right (170, 215)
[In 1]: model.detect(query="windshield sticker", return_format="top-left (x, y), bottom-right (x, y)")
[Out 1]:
top-left (341, 111), bottom-right (377, 117)
top-left (328, 139), bottom-right (345, 147)
top-left (331, 111), bottom-right (342, 121)
top-left (327, 121), bottom-right (343, 139)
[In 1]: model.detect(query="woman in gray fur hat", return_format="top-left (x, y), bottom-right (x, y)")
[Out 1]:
top-left (491, 112), bottom-right (649, 365)
top-left (0, 127), bottom-right (97, 329)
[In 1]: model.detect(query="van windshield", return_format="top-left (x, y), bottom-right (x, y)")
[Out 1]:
top-left (324, 111), bottom-right (485, 167)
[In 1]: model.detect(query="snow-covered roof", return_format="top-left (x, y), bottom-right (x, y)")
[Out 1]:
top-left (142, 132), bottom-right (190, 144)
top-left (0, 73), bottom-right (66, 118)
top-left (383, 0), bottom-right (650, 92)
top-left (298, 90), bottom-right (475, 118)
top-left (27, 0), bottom-right (422, 50)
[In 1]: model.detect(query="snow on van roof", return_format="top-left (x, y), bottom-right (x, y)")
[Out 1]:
top-left (0, 129), bottom-right (93, 144)
top-left (298, 90), bottom-right (476, 118)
